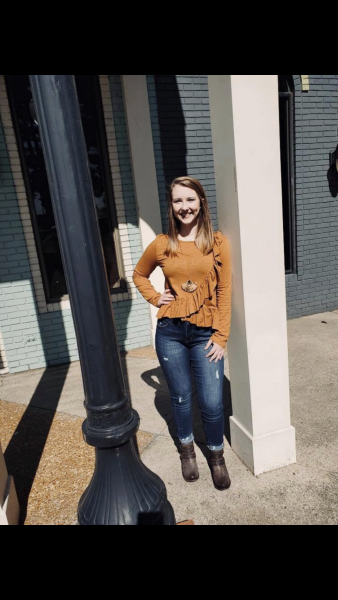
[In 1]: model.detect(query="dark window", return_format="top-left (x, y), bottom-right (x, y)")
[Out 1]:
top-left (5, 74), bottom-right (126, 302)
top-left (278, 75), bottom-right (296, 274)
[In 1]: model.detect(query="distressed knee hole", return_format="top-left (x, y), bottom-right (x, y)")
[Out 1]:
top-left (172, 393), bottom-right (191, 405)
top-left (216, 370), bottom-right (219, 379)
top-left (163, 357), bottom-right (169, 361)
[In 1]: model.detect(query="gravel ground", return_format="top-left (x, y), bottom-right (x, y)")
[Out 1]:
top-left (0, 398), bottom-right (154, 525)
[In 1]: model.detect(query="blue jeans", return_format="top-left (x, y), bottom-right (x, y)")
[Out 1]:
top-left (155, 317), bottom-right (224, 451)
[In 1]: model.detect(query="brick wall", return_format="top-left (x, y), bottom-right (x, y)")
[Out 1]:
top-left (147, 75), bottom-right (219, 232)
top-left (286, 75), bottom-right (338, 317)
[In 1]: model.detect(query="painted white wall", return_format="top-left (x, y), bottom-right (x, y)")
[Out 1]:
top-left (208, 75), bottom-right (296, 475)
top-left (121, 75), bottom-right (164, 347)
top-left (0, 330), bottom-right (9, 375)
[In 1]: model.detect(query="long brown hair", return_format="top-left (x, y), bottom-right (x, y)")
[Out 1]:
top-left (165, 176), bottom-right (215, 258)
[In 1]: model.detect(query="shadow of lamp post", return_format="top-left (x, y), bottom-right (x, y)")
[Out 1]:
top-left (29, 75), bottom-right (176, 525)
top-left (330, 143), bottom-right (338, 172)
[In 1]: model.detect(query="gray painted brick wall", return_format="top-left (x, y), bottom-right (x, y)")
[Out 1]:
top-left (147, 75), bottom-right (219, 232)
top-left (286, 75), bottom-right (338, 317)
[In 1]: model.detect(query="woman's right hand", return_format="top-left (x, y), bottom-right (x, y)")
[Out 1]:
top-left (157, 289), bottom-right (175, 307)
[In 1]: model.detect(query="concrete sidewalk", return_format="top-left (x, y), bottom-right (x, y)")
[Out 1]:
top-left (1, 310), bottom-right (338, 525)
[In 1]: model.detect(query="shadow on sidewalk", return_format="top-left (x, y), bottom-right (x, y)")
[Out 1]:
top-left (3, 363), bottom-right (71, 525)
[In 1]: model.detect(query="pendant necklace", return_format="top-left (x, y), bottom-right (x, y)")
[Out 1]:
top-left (180, 246), bottom-right (198, 292)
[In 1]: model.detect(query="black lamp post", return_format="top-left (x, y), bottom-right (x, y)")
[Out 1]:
top-left (29, 75), bottom-right (176, 525)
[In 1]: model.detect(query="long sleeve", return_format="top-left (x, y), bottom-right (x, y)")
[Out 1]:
top-left (210, 235), bottom-right (232, 348)
top-left (133, 237), bottom-right (162, 308)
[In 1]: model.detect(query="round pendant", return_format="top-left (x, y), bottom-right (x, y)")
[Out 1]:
top-left (182, 280), bottom-right (198, 293)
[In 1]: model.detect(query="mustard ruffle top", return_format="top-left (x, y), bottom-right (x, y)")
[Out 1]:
top-left (132, 231), bottom-right (232, 348)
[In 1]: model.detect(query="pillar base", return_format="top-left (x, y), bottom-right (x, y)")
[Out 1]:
top-left (230, 416), bottom-right (296, 476)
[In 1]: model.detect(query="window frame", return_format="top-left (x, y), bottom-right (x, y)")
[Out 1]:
top-left (279, 75), bottom-right (297, 275)
top-left (5, 74), bottom-right (127, 304)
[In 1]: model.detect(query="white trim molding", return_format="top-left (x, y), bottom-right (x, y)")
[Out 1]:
top-left (0, 330), bottom-right (9, 375)
top-left (121, 75), bottom-right (165, 346)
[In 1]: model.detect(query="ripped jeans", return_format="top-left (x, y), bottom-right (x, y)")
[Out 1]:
top-left (155, 317), bottom-right (225, 451)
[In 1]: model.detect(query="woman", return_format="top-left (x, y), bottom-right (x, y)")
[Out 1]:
top-left (133, 176), bottom-right (232, 491)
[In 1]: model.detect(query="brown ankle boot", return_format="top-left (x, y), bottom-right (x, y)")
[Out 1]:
top-left (179, 441), bottom-right (199, 482)
top-left (208, 448), bottom-right (231, 490)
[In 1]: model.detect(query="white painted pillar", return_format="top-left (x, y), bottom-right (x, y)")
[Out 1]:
top-left (0, 442), bottom-right (20, 525)
top-left (121, 75), bottom-right (164, 347)
top-left (208, 75), bottom-right (296, 475)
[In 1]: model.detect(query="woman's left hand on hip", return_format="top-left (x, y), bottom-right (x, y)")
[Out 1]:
top-left (204, 339), bottom-right (224, 363)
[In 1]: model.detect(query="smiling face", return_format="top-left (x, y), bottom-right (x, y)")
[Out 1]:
top-left (171, 184), bottom-right (201, 227)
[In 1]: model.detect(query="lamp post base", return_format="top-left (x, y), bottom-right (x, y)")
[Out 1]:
top-left (78, 438), bottom-right (175, 526)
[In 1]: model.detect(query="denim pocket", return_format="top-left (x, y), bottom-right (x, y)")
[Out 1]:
top-left (157, 317), bottom-right (171, 328)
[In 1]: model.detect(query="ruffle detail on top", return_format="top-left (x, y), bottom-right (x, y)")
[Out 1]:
top-left (180, 305), bottom-right (220, 329)
top-left (156, 232), bottom-right (223, 321)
